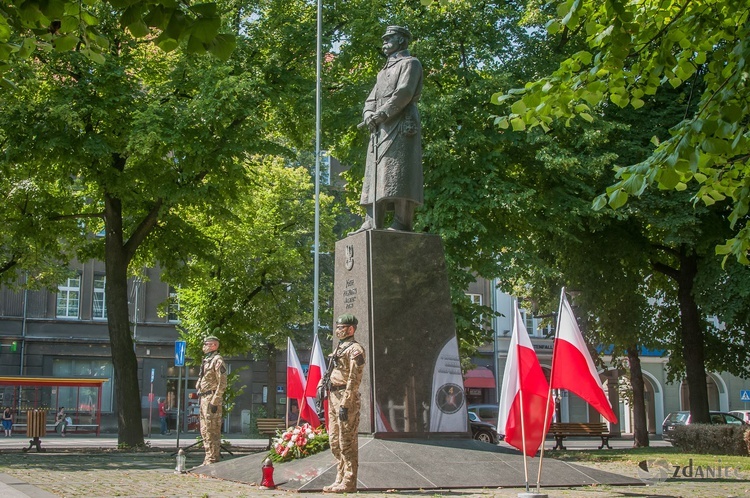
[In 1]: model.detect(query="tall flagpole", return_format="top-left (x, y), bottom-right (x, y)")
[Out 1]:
top-left (313, 0), bottom-right (322, 337)
top-left (535, 287), bottom-right (566, 490)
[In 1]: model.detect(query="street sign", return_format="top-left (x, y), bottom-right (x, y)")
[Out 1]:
top-left (175, 340), bottom-right (186, 367)
top-left (150, 368), bottom-right (155, 384)
top-left (741, 390), bottom-right (750, 402)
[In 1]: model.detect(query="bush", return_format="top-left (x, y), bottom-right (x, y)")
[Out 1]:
top-left (671, 424), bottom-right (749, 455)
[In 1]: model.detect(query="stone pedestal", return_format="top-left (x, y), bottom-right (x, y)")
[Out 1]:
top-left (333, 230), bottom-right (468, 437)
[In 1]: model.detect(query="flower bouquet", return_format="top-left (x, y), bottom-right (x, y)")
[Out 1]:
top-left (269, 423), bottom-right (329, 463)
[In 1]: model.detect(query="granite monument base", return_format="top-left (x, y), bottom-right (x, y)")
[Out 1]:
top-left (333, 230), bottom-right (468, 436)
top-left (192, 437), bottom-right (642, 491)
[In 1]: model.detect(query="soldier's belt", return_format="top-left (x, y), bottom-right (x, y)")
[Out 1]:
top-left (329, 385), bottom-right (346, 392)
top-left (197, 390), bottom-right (215, 396)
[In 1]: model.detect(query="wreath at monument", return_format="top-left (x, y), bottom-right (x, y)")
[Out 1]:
top-left (269, 423), bottom-right (329, 462)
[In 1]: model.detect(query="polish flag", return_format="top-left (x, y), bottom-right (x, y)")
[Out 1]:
top-left (286, 338), bottom-right (306, 425)
top-left (302, 334), bottom-right (325, 428)
top-left (551, 291), bottom-right (618, 424)
top-left (497, 303), bottom-right (554, 457)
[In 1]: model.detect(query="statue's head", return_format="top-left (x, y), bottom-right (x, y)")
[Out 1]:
top-left (381, 25), bottom-right (411, 56)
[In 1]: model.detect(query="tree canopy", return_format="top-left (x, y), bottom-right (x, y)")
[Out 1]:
top-left (493, 0), bottom-right (750, 264)
top-left (0, 0), bottom-right (235, 89)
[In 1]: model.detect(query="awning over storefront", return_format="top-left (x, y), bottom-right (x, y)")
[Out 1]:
top-left (463, 367), bottom-right (495, 389)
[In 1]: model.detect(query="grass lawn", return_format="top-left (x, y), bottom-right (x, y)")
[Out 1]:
top-left (552, 446), bottom-right (750, 472)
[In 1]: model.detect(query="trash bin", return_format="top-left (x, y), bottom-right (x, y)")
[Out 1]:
top-left (27, 410), bottom-right (47, 438)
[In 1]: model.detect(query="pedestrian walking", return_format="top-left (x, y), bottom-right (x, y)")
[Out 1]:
top-left (158, 398), bottom-right (170, 435)
top-left (321, 314), bottom-right (366, 493)
top-left (195, 335), bottom-right (227, 465)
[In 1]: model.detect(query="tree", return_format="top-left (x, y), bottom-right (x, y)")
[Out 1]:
top-left (0, 5), bottom-right (274, 445)
top-left (0, 0), bottom-right (235, 88)
top-left (172, 157), bottom-right (337, 416)
top-left (492, 0), bottom-right (750, 264)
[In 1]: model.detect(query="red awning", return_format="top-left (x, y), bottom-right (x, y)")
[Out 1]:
top-left (463, 368), bottom-right (495, 389)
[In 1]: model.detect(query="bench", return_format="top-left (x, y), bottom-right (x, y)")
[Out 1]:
top-left (13, 423), bottom-right (99, 434)
top-left (256, 418), bottom-right (287, 449)
top-left (549, 422), bottom-right (611, 450)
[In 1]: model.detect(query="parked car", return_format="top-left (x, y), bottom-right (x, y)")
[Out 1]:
top-left (662, 411), bottom-right (745, 443)
top-left (468, 404), bottom-right (499, 426)
top-left (729, 410), bottom-right (750, 424)
top-left (469, 411), bottom-right (498, 444)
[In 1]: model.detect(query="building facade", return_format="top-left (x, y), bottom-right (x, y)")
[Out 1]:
top-left (466, 279), bottom-right (750, 435)
top-left (0, 261), bottom-right (295, 434)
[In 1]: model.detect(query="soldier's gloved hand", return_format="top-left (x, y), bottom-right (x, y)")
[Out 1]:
top-left (339, 407), bottom-right (348, 422)
top-left (210, 404), bottom-right (218, 414)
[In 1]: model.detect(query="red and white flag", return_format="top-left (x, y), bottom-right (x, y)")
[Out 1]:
top-left (302, 333), bottom-right (326, 428)
top-left (286, 338), bottom-right (306, 425)
top-left (497, 303), bottom-right (554, 457)
top-left (550, 291), bottom-right (618, 423)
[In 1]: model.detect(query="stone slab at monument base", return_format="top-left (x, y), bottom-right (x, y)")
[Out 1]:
top-left (191, 437), bottom-right (642, 491)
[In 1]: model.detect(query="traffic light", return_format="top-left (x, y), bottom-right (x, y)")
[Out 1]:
top-left (9, 341), bottom-right (17, 352)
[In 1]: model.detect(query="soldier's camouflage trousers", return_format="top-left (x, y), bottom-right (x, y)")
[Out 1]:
top-left (328, 389), bottom-right (361, 490)
top-left (200, 397), bottom-right (223, 465)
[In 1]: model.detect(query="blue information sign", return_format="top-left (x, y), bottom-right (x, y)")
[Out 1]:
top-left (175, 340), bottom-right (186, 367)
top-left (741, 390), bottom-right (750, 402)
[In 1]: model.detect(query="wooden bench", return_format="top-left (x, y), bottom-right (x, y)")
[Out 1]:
top-left (13, 423), bottom-right (99, 434)
top-left (549, 422), bottom-right (611, 450)
top-left (256, 418), bottom-right (287, 449)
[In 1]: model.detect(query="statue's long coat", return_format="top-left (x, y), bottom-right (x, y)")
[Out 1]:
top-left (360, 50), bottom-right (423, 207)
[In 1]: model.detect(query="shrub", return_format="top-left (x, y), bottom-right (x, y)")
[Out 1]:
top-left (671, 424), bottom-right (749, 455)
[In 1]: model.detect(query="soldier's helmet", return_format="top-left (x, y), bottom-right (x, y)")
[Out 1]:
top-left (336, 314), bottom-right (358, 326)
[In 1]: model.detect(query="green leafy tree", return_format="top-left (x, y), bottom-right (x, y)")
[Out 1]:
top-left (0, 0), bottom-right (235, 88)
top-left (492, 0), bottom-right (750, 264)
top-left (0, 5), bottom-right (275, 445)
top-left (173, 157), bottom-right (337, 416)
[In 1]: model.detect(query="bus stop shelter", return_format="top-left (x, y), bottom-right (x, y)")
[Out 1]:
top-left (0, 376), bottom-right (107, 435)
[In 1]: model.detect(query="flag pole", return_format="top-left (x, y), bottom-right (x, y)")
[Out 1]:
top-left (535, 287), bottom-right (566, 490)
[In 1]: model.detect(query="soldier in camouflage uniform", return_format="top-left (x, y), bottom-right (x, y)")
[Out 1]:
top-left (196, 335), bottom-right (227, 466)
top-left (323, 314), bottom-right (366, 493)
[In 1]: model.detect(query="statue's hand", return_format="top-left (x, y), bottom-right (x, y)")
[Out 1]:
top-left (366, 111), bottom-right (387, 132)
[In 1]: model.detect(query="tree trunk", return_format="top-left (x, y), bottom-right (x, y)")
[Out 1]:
top-left (105, 195), bottom-right (145, 447)
top-left (626, 346), bottom-right (649, 448)
top-left (677, 251), bottom-right (710, 424)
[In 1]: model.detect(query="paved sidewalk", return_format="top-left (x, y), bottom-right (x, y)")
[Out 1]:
top-left (0, 434), bottom-right (747, 497)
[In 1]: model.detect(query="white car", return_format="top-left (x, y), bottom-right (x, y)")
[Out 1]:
top-left (729, 410), bottom-right (750, 424)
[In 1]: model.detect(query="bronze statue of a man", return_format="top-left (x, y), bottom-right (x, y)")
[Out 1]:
top-left (351, 26), bottom-right (423, 234)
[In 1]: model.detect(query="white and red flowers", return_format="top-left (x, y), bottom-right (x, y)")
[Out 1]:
top-left (269, 423), bottom-right (329, 463)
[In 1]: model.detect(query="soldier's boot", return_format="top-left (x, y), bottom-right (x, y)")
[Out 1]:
top-left (322, 468), bottom-right (345, 492)
top-left (328, 480), bottom-right (357, 493)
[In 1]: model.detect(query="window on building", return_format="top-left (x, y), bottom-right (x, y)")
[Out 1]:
top-left (52, 359), bottom-right (114, 412)
top-left (168, 286), bottom-right (180, 322)
top-left (56, 276), bottom-right (81, 319)
top-left (320, 150), bottom-right (331, 186)
top-left (93, 275), bottom-right (107, 319)
top-left (466, 293), bottom-right (482, 305)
